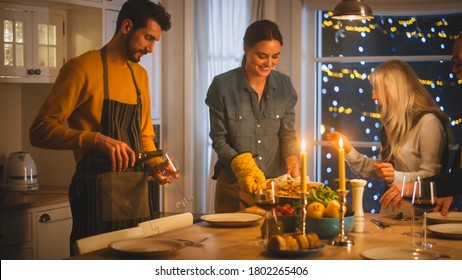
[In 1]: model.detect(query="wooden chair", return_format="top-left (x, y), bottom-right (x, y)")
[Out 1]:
top-left (75, 226), bottom-right (144, 255)
top-left (138, 212), bottom-right (194, 237)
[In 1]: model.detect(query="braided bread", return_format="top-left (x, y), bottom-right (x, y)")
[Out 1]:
top-left (267, 232), bottom-right (320, 251)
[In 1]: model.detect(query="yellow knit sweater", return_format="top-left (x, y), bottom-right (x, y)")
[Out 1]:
top-left (29, 50), bottom-right (158, 165)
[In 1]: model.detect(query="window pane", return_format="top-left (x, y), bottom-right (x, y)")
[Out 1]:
top-left (320, 12), bottom-right (462, 57)
top-left (15, 44), bottom-right (24, 67)
top-left (38, 23), bottom-right (48, 45)
top-left (38, 45), bottom-right (48, 67)
top-left (4, 20), bottom-right (13, 42)
top-left (4, 43), bottom-right (13, 66)
top-left (48, 24), bottom-right (56, 45)
top-left (49, 46), bottom-right (56, 67)
top-left (15, 21), bottom-right (23, 43)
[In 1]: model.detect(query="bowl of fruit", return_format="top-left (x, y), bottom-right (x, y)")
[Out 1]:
top-left (305, 186), bottom-right (354, 239)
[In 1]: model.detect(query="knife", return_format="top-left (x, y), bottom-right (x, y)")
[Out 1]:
top-left (370, 218), bottom-right (390, 229)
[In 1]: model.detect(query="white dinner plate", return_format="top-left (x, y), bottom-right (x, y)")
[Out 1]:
top-left (427, 212), bottom-right (462, 224)
top-left (360, 247), bottom-right (441, 260)
top-left (264, 243), bottom-right (325, 258)
top-left (427, 223), bottom-right (462, 239)
top-left (109, 238), bottom-right (185, 257)
top-left (201, 213), bottom-right (262, 227)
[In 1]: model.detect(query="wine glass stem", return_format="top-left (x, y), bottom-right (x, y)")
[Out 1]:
top-left (411, 206), bottom-right (415, 235)
top-left (265, 210), bottom-right (270, 241)
top-left (423, 211), bottom-right (427, 247)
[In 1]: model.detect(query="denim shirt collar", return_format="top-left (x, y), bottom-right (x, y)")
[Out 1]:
top-left (237, 66), bottom-right (277, 95)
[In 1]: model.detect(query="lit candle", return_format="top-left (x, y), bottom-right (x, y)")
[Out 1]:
top-left (338, 137), bottom-right (346, 191)
top-left (300, 139), bottom-right (307, 193)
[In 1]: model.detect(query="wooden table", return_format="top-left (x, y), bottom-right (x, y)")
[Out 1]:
top-left (68, 213), bottom-right (462, 260)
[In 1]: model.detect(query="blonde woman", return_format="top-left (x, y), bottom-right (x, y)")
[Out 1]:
top-left (327, 59), bottom-right (454, 189)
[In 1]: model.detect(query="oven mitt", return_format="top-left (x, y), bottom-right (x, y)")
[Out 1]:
top-left (230, 152), bottom-right (266, 193)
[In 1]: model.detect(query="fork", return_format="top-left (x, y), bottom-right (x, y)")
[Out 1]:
top-left (177, 237), bottom-right (208, 247)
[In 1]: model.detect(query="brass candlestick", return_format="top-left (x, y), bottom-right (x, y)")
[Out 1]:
top-left (299, 191), bottom-right (308, 234)
top-left (330, 189), bottom-right (354, 246)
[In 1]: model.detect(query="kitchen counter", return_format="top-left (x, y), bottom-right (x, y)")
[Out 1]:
top-left (0, 185), bottom-right (69, 214)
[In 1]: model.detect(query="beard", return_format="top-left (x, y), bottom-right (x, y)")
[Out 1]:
top-left (124, 31), bottom-right (143, 63)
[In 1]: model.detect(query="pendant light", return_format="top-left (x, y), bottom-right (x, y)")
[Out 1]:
top-left (332, 0), bottom-right (374, 20)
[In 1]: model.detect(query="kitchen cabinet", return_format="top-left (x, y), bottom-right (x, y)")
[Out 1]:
top-left (0, 201), bottom-right (72, 260)
top-left (0, 3), bottom-right (65, 83)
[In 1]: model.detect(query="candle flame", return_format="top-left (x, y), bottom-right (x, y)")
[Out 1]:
top-left (339, 137), bottom-right (344, 149)
top-left (301, 139), bottom-right (306, 152)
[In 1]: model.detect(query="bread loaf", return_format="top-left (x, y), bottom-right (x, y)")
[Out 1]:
top-left (267, 232), bottom-right (320, 251)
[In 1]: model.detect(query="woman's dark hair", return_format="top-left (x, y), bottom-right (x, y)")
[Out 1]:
top-left (116, 0), bottom-right (171, 35)
top-left (241, 20), bottom-right (283, 67)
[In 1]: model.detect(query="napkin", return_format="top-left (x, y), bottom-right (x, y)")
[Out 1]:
top-left (138, 212), bottom-right (193, 237)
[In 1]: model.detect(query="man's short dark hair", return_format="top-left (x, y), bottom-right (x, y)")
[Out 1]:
top-left (116, 0), bottom-right (171, 34)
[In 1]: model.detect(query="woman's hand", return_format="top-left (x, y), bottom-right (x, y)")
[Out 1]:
top-left (380, 183), bottom-right (406, 209)
top-left (374, 162), bottom-right (395, 184)
top-left (326, 131), bottom-right (352, 153)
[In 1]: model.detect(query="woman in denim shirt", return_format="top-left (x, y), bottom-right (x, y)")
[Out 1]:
top-left (206, 20), bottom-right (300, 213)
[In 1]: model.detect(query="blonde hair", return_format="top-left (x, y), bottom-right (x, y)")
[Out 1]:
top-left (369, 59), bottom-right (453, 162)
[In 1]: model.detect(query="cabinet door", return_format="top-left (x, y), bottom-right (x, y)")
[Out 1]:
top-left (0, 7), bottom-right (33, 77)
top-left (0, 4), bottom-right (65, 81)
top-left (36, 205), bottom-right (72, 260)
top-left (32, 12), bottom-right (64, 79)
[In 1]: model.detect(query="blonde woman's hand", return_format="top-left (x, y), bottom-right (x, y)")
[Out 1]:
top-left (326, 131), bottom-right (352, 153)
top-left (380, 184), bottom-right (404, 209)
top-left (374, 162), bottom-right (395, 184)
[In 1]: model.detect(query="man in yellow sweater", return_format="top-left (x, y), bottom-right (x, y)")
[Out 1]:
top-left (29, 0), bottom-right (172, 253)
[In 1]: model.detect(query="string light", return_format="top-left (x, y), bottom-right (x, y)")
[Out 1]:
top-left (319, 11), bottom-right (462, 214)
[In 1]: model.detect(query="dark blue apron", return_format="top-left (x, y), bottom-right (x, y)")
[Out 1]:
top-left (68, 47), bottom-right (154, 247)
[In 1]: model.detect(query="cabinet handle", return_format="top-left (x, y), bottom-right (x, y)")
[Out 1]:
top-left (39, 214), bottom-right (51, 223)
top-left (27, 69), bottom-right (35, 75)
top-left (34, 69), bottom-right (41, 75)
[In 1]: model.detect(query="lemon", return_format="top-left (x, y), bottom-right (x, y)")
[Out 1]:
top-left (306, 202), bottom-right (325, 218)
top-left (324, 200), bottom-right (341, 218)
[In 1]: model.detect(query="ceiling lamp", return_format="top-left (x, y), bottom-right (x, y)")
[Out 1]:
top-left (332, 0), bottom-right (374, 20)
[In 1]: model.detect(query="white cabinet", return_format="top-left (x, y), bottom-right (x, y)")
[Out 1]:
top-left (105, 0), bottom-right (126, 7)
top-left (36, 204), bottom-right (72, 259)
top-left (0, 3), bottom-right (65, 83)
top-left (0, 202), bottom-right (72, 260)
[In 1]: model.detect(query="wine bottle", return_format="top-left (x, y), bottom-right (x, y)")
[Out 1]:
top-left (134, 149), bottom-right (165, 166)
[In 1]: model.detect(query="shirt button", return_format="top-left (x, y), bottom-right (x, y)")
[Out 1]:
top-left (257, 124), bottom-right (261, 128)
top-left (257, 140), bottom-right (261, 144)
top-left (258, 156), bottom-right (262, 160)
top-left (276, 115), bottom-right (280, 119)
top-left (239, 115), bottom-right (243, 119)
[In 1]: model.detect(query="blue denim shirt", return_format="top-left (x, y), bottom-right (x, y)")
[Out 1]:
top-left (205, 67), bottom-right (299, 182)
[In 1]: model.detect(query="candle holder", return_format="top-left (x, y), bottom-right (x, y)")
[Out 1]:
top-left (330, 189), bottom-right (354, 246)
top-left (299, 191), bottom-right (309, 234)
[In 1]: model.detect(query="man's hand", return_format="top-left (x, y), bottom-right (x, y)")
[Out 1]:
top-left (94, 133), bottom-right (135, 171)
top-left (434, 197), bottom-right (453, 216)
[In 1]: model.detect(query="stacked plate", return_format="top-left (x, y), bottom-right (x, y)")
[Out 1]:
top-left (426, 212), bottom-right (462, 239)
